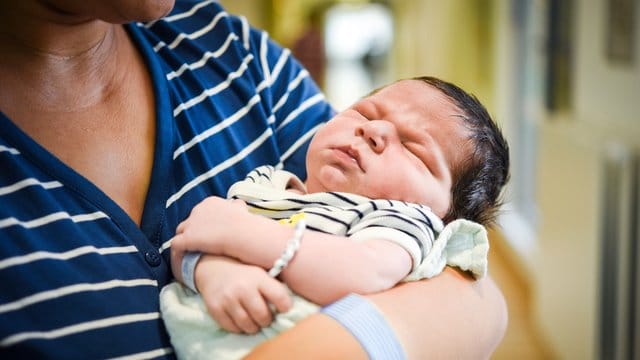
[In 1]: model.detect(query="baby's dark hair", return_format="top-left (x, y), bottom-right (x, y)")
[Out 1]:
top-left (413, 76), bottom-right (510, 227)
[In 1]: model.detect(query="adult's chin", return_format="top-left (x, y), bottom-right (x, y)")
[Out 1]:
top-left (133, 0), bottom-right (175, 22)
top-left (41, 0), bottom-right (176, 24)
top-left (94, 0), bottom-right (176, 24)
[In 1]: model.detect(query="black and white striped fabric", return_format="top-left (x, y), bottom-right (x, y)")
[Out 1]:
top-left (228, 165), bottom-right (445, 276)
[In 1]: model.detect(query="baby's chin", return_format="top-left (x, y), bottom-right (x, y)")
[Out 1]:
top-left (306, 166), bottom-right (356, 194)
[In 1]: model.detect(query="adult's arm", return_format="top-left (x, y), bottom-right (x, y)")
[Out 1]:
top-left (245, 267), bottom-right (508, 359)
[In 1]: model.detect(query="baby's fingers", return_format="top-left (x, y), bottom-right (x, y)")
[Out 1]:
top-left (228, 304), bottom-right (260, 334)
top-left (241, 295), bottom-right (274, 328)
top-left (208, 302), bottom-right (242, 334)
top-left (260, 277), bottom-right (292, 314)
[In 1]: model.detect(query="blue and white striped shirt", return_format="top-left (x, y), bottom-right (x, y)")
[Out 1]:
top-left (0, 1), bottom-right (334, 358)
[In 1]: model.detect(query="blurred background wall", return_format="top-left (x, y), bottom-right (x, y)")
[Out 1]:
top-left (221, 1), bottom-right (640, 358)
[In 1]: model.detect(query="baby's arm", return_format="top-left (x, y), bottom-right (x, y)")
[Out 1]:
top-left (172, 196), bottom-right (414, 305)
top-left (277, 232), bottom-right (413, 304)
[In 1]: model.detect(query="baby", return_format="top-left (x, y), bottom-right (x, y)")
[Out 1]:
top-left (162, 76), bottom-right (510, 359)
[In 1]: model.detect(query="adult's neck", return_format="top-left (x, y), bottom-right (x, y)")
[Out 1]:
top-left (0, 2), bottom-right (128, 112)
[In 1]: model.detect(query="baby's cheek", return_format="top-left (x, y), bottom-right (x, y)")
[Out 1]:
top-left (309, 166), bottom-right (351, 193)
top-left (361, 178), bottom-right (399, 201)
top-left (421, 186), bottom-right (451, 218)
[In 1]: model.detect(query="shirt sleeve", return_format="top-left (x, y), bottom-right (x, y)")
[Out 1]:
top-left (347, 201), bottom-right (442, 278)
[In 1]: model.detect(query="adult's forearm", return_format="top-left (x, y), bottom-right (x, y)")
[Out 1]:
top-left (369, 268), bottom-right (507, 359)
top-left (244, 312), bottom-right (368, 360)
top-left (246, 267), bottom-right (507, 359)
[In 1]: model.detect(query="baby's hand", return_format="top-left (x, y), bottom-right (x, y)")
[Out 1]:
top-left (173, 196), bottom-right (252, 256)
top-left (197, 256), bottom-right (292, 334)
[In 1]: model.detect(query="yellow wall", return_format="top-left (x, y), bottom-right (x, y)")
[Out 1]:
top-left (218, 1), bottom-right (271, 32)
top-left (390, 0), bottom-right (495, 111)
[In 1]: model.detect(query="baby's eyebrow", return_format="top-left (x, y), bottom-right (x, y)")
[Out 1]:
top-left (354, 99), bottom-right (381, 117)
top-left (449, 113), bottom-right (469, 121)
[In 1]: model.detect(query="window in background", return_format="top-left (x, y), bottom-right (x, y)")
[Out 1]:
top-left (499, 0), bottom-right (546, 258)
top-left (606, 0), bottom-right (636, 65)
top-left (323, 2), bottom-right (393, 110)
top-left (545, 0), bottom-right (574, 111)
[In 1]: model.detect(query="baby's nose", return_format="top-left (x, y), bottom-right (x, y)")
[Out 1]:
top-left (355, 121), bottom-right (391, 153)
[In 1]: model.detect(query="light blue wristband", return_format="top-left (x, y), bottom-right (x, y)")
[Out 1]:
top-left (181, 252), bottom-right (202, 293)
top-left (321, 293), bottom-right (406, 360)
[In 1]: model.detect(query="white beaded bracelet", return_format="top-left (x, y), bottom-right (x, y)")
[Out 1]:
top-left (268, 219), bottom-right (306, 277)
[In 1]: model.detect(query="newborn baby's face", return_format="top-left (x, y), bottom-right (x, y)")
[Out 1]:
top-left (305, 79), bottom-right (469, 217)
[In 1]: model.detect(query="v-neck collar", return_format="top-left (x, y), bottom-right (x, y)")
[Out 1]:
top-left (127, 23), bottom-right (173, 246)
top-left (0, 23), bottom-right (173, 247)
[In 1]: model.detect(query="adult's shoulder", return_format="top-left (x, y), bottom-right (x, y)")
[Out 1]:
top-left (141, 0), bottom-right (245, 40)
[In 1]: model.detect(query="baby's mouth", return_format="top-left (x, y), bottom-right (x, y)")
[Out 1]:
top-left (335, 146), bottom-right (364, 172)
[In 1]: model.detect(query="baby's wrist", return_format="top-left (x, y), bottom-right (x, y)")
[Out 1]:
top-left (235, 218), bottom-right (298, 269)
